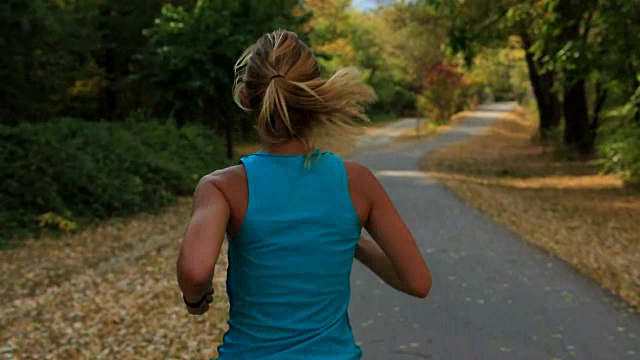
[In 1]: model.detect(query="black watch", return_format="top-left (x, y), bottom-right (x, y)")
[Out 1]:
top-left (183, 290), bottom-right (214, 308)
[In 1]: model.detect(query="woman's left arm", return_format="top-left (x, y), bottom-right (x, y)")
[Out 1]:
top-left (177, 175), bottom-right (230, 315)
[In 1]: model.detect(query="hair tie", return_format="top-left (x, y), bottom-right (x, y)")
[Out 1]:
top-left (270, 74), bottom-right (285, 81)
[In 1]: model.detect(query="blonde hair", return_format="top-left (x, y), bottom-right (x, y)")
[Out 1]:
top-left (233, 30), bottom-right (377, 151)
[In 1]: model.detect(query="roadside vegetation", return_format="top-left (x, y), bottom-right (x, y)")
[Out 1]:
top-left (421, 107), bottom-right (640, 309)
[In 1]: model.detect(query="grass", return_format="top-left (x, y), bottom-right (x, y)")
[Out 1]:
top-left (420, 106), bottom-right (640, 309)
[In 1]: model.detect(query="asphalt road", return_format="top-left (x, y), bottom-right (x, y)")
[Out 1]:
top-left (356, 118), bottom-right (425, 150)
top-left (348, 103), bottom-right (640, 360)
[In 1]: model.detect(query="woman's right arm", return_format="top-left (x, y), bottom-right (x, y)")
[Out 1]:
top-left (355, 233), bottom-right (426, 296)
top-left (349, 162), bottom-right (432, 298)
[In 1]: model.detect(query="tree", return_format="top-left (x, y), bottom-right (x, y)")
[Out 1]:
top-left (306, 0), bottom-right (357, 74)
top-left (135, 0), bottom-right (309, 159)
top-left (419, 63), bottom-right (468, 122)
top-left (381, 2), bottom-right (449, 87)
top-left (469, 40), bottom-right (529, 103)
top-left (504, 1), bottom-right (564, 135)
top-left (368, 2), bottom-right (452, 117)
top-left (94, 0), bottom-right (165, 120)
top-left (0, 0), bottom-right (100, 122)
top-left (532, 0), bottom-right (640, 153)
top-left (594, 0), bottom-right (640, 122)
top-left (533, 0), bottom-right (601, 153)
top-left (430, 0), bottom-right (563, 138)
top-left (437, 0), bottom-right (640, 155)
top-left (0, 0), bottom-right (47, 122)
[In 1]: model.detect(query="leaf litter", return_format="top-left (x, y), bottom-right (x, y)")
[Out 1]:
top-left (0, 198), bottom-right (230, 359)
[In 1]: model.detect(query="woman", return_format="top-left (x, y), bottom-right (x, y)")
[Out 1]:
top-left (177, 29), bottom-right (431, 359)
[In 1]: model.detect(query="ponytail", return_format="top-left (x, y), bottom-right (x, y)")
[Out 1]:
top-left (233, 30), bottom-right (377, 151)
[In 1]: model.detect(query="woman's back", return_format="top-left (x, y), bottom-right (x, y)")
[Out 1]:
top-left (218, 151), bottom-right (362, 359)
top-left (176, 29), bottom-right (430, 360)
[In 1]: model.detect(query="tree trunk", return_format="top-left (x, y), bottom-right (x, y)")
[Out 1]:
top-left (175, 107), bottom-right (186, 128)
top-left (203, 96), bottom-right (234, 159)
top-left (225, 118), bottom-right (234, 160)
top-left (520, 28), bottom-right (561, 138)
top-left (368, 65), bottom-right (378, 83)
top-left (103, 46), bottom-right (117, 121)
top-left (99, 4), bottom-right (116, 121)
top-left (240, 115), bottom-right (253, 141)
top-left (632, 75), bottom-right (640, 125)
top-left (554, 0), bottom-right (596, 154)
top-left (591, 80), bottom-right (607, 138)
top-left (542, 72), bottom-right (562, 132)
top-left (563, 79), bottom-right (593, 154)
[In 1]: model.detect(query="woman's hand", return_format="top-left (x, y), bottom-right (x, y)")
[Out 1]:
top-left (184, 287), bottom-right (214, 316)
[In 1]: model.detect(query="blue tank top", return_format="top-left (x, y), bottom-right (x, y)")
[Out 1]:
top-left (216, 150), bottom-right (362, 359)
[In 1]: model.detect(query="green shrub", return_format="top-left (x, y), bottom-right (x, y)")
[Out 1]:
top-left (600, 120), bottom-right (640, 185)
top-left (369, 76), bottom-right (417, 118)
top-left (0, 119), bottom-right (229, 241)
top-left (599, 93), bottom-right (640, 185)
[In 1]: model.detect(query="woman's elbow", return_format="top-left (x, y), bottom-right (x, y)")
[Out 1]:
top-left (177, 259), bottom-right (213, 290)
top-left (409, 274), bottom-right (432, 299)
top-left (414, 283), bottom-right (431, 299)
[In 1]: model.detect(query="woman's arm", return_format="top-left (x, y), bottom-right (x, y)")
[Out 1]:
top-left (354, 233), bottom-right (416, 295)
top-left (177, 174), bottom-right (230, 314)
top-left (348, 162), bottom-right (432, 298)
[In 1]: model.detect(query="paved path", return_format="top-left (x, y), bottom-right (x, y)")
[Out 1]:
top-left (356, 118), bottom-right (424, 150)
top-left (349, 103), bottom-right (640, 360)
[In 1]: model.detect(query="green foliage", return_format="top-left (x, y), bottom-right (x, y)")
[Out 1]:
top-left (369, 75), bottom-right (417, 117)
top-left (469, 44), bottom-right (529, 102)
top-left (0, 0), bottom-right (100, 122)
top-left (133, 2), bottom-right (235, 121)
top-left (134, 0), bottom-right (308, 125)
top-left (306, 1), bottom-right (449, 118)
top-left (600, 88), bottom-right (640, 185)
top-left (0, 119), bottom-right (229, 241)
top-left (0, 0), bottom-right (170, 122)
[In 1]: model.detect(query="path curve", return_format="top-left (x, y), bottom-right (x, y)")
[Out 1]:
top-left (356, 118), bottom-right (424, 150)
top-left (349, 103), bottom-right (640, 360)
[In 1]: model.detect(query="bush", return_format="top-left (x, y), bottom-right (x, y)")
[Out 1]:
top-left (418, 63), bottom-right (471, 123)
top-left (599, 91), bottom-right (640, 185)
top-left (369, 76), bottom-right (417, 119)
top-left (600, 119), bottom-right (640, 186)
top-left (0, 119), bottom-right (229, 241)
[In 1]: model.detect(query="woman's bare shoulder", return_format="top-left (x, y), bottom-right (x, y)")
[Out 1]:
top-left (344, 160), bottom-right (381, 200)
top-left (344, 161), bottom-right (376, 184)
top-left (202, 165), bottom-right (246, 182)
top-left (199, 165), bottom-right (247, 194)
top-left (344, 160), bottom-right (387, 202)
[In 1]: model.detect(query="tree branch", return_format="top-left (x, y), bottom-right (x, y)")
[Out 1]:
top-left (591, 79), bottom-right (608, 132)
top-left (582, 10), bottom-right (595, 42)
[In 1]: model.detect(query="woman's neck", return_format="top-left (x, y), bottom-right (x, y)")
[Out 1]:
top-left (264, 138), bottom-right (309, 155)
